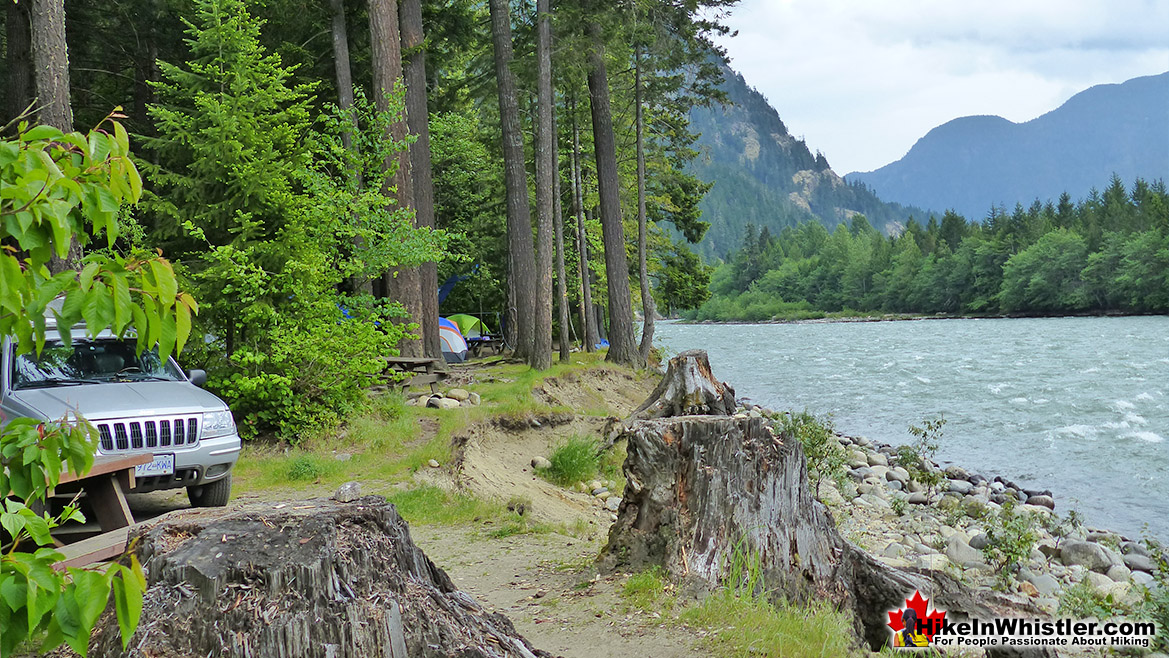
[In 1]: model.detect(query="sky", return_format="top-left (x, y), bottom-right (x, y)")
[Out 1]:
top-left (710, 0), bottom-right (1169, 175)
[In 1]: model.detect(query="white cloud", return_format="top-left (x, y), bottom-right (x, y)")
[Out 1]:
top-left (713, 0), bottom-right (1169, 174)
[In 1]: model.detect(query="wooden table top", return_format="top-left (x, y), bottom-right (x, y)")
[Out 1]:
top-left (57, 453), bottom-right (153, 485)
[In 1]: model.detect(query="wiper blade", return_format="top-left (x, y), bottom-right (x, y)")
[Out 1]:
top-left (116, 374), bottom-right (172, 382)
top-left (17, 378), bottom-right (103, 388)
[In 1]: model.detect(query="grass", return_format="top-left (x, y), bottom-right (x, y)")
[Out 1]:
top-left (676, 541), bottom-right (861, 658)
top-left (384, 484), bottom-right (503, 526)
top-left (536, 434), bottom-right (601, 486)
top-left (681, 594), bottom-right (858, 658)
top-left (622, 566), bottom-right (676, 614)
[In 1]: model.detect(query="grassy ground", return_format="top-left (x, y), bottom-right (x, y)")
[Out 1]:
top-left (232, 351), bottom-right (625, 528)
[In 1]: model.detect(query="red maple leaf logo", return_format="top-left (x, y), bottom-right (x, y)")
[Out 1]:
top-left (887, 590), bottom-right (947, 642)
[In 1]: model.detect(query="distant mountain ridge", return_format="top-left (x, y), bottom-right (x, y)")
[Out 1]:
top-left (687, 64), bottom-right (929, 260)
top-left (846, 72), bottom-right (1169, 220)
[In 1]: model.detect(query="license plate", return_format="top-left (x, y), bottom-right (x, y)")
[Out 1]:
top-left (136, 454), bottom-right (175, 477)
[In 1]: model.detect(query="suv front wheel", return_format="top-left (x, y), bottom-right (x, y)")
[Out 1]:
top-left (188, 473), bottom-right (232, 507)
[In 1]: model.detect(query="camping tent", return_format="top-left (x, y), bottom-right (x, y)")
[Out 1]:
top-left (446, 313), bottom-right (490, 339)
top-left (438, 317), bottom-right (468, 363)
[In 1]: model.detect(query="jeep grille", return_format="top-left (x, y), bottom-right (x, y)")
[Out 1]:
top-left (97, 416), bottom-right (200, 452)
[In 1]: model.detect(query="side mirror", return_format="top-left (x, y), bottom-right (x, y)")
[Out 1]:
top-left (187, 369), bottom-right (207, 387)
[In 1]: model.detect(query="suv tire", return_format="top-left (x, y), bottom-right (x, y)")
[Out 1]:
top-left (188, 473), bottom-right (232, 507)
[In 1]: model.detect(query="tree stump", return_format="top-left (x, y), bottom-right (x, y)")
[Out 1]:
top-left (86, 498), bottom-right (547, 658)
top-left (601, 350), bottom-right (1052, 656)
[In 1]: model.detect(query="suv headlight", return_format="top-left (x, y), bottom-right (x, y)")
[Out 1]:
top-left (203, 409), bottom-right (237, 438)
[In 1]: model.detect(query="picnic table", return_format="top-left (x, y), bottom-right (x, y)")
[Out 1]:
top-left (382, 356), bottom-right (448, 394)
top-left (50, 453), bottom-right (152, 569)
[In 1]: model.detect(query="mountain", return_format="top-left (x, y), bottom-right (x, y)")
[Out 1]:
top-left (687, 64), bottom-right (929, 261)
top-left (846, 72), bottom-right (1169, 220)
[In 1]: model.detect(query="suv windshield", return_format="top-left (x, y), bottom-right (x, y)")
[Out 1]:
top-left (11, 338), bottom-right (184, 389)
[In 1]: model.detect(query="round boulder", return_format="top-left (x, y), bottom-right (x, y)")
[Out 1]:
top-left (1061, 540), bottom-right (1113, 572)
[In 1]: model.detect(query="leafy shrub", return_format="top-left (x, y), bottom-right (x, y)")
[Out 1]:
top-left (775, 411), bottom-right (846, 497)
top-left (1059, 580), bottom-right (1128, 619)
top-left (286, 454), bottom-right (331, 481)
top-left (981, 498), bottom-right (1039, 588)
top-left (537, 435), bottom-right (601, 487)
top-left (895, 416), bottom-right (946, 495)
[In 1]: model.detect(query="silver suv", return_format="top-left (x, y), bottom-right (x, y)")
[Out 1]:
top-left (1, 324), bottom-right (240, 507)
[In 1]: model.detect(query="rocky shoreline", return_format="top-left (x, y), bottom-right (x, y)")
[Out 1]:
top-left (732, 400), bottom-right (1164, 628)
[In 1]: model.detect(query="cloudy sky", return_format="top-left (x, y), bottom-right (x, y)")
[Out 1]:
top-left (711, 0), bottom-right (1169, 175)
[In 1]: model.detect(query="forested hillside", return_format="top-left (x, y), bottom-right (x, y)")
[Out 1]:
top-left (848, 72), bottom-right (1169, 220)
top-left (1, 0), bottom-right (735, 439)
top-left (690, 176), bottom-right (1168, 320)
top-left (687, 63), bottom-right (931, 259)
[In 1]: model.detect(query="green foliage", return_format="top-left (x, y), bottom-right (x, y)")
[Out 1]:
top-left (537, 435), bottom-right (602, 487)
top-left (774, 411), bottom-right (845, 498)
top-left (143, 0), bottom-right (445, 440)
top-left (1058, 579), bottom-right (1129, 619)
top-left (693, 177), bottom-right (1169, 319)
top-left (896, 416), bottom-right (946, 495)
top-left (981, 498), bottom-right (1039, 588)
top-left (1, 117), bottom-right (177, 656)
top-left (890, 495), bottom-right (908, 516)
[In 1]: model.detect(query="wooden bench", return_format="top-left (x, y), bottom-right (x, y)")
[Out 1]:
top-left (382, 356), bottom-right (448, 394)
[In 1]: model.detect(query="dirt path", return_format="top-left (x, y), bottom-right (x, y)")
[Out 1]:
top-left (412, 525), bottom-right (707, 658)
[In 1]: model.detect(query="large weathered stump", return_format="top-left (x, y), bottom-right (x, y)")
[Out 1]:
top-left (87, 498), bottom-right (546, 658)
top-left (602, 351), bottom-right (1052, 656)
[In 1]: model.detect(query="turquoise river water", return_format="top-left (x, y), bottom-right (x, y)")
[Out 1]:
top-left (654, 316), bottom-right (1169, 540)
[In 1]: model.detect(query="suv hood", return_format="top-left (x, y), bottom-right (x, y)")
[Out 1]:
top-left (10, 382), bottom-right (226, 421)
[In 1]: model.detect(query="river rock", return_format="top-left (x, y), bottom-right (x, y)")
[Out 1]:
top-left (1085, 571), bottom-right (1115, 592)
top-left (1132, 571), bottom-right (1155, 588)
top-left (944, 465), bottom-right (968, 479)
top-left (1124, 553), bottom-right (1155, 573)
top-left (447, 388), bottom-right (470, 401)
top-left (969, 533), bottom-right (990, 550)
top-left (848, 467), bottom-right (871, 482)
top-left (1028, 573), bottom-right (1062, 597)
top-left (1019, 581), bottom-right (1040, 598)
top-left (1106, 564), bottom-right (1132, 582)
top-left (868, 465), bottom-right (890, 480)
top-left (1122, 541), bottom-right (1150, 556)
top-left (431, 397), bottom-right (461, 410)
top-left (531, 456), bottom-right (552, 470)
top-left (1061, 540), bottom-right (1112, 571)
top-left (887, 480), bottom-right (903, 492)
top-left (886, 467), bottom-right (910, 484)
top-left (945, 535), bottom-right (986, 568)
top-left (1026, 494), bottom-right (1055, 510)
top-left (867, 452), bottom-right (888, 467)
top-left (605, 497), bottom-right (621, 512)
top-left (333, 481), bottom-right (362, 503)
top-left (427, 459), bottom-right (440, 468)
top-left (849, 450), bottom-right (868, 468)
top-left (906, 480), bottom-right (924, 493)
top-left (468, 392), bottom-right (481, 405)
top-left (948, 479), bottom-right (974, 495)
top-left (908, 492), bottom-right (929, 505)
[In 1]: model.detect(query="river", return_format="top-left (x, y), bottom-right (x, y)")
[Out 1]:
top-left (654, 316), bottom-right (1169, 541)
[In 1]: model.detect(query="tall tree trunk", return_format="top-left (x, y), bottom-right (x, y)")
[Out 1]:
top-left (370, 0), bottom-right (422, 357)
top-left (401, 0), bottom-right (441, 360)
top-left (331, 0), bottom-right (369, 295)
top-left (330, 0), bottom-right (356, 151)
top-left (586, 22), bottom-right (642, 368)
top-left (6, 0), bottom-right (34, 126)
top-left (488, 0), bottom-right (537, 360)
top-left (552, 109), bottom-right (571, 363)
top-left (30, 0), bottom-right (71, 130)
top-left (634, 44), bottom-right (656, 362)
top-left (31, 0), bottom-right (81, 272)
top-left (530, 0), bottom-right (555, 370)
top-left (570, 98), bottom-right (598, 352)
